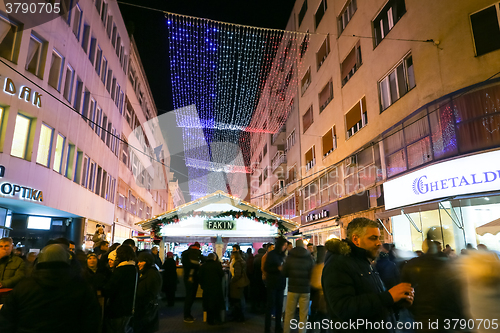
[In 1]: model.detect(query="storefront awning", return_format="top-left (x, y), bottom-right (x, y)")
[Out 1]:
top-left (477, 218), bottom-right (500, 236)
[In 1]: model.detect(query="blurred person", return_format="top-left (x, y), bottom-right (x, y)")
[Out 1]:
top-left (264, 237), bottom-right (288, 333)
top-left (282, 239), bottom-right (314, 333)
top-left (309, 245), bottom-right (327, 333)
top-left (24, 251), bottom-right (38, 277)
top-left (13, 248), bottom-right (24, 259)
top-left (122, 239), bottom-right (136, 251)
top-left (151, 246), bottom-right (163, 269)
top-left (286, 242), bottom-right (293, 255)
top-left (322, 218), bottom-right (414, 333)
top-left (415, 250), bottom-right (424, 257)
top-left (102, 245), bottom-right (137, 333)
top-left (261, 242), bottom-right (275, 281)
top-left (134, 252), bottom-right (162, 333)
top-left (99, 242), bottom-right (121, 271)
top-left (0, 244), bottom-right (100, 333)
top-left (93, 225), bottom-right (107, 247)
top-left (68, 240), bottom-right (76, 253)
top-left (376, 243), bottom-right (400, 290)
top-left (229, 251), bottom-right (249, 322)
top-left (245, 248), bottom-right (254, 301)
top-left (94, 240), bottom-right (110, 259)
top-left (401, 229), bottom-right (467, 333)
top-left (84, 252), bottom-right (107, 293)
top-left (162, 251), bottom-right (178, 307)
top-left (252, 247), bottom-right (267, 313)
top-left (458, 249), bottom-right (500, 333)
top-left (477, 243), bottom-right (488, 251)
top-left (199, 252), bottom-right (225, 325)
top-left (307, 242), bottom-right (316, 262)
top-left (0, 237), bottom-right (25, 288)
top-left (181, 242), bottom-right (202, 323)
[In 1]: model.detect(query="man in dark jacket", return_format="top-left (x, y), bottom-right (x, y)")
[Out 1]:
top-left (282, 239), bottom-right (313, 333)
top-left (162, 251), bottom-right (178, 306)
top-left (181, 242), bottom-right (202, 323)
top-left (199, 252), bottom-right (224, 325)
top-left (0, 237), bottom-right (25, 289)
top-left (322, 218), bottom-right (414, 333)
top-left (264, 237), bottom-right (288, 333)
top-left (0, 244), bottom-right (101, 333)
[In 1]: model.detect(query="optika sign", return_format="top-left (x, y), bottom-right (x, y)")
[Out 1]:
top-left (0, 183), bottom-right (44, 202)
top-left (3, 76), bottom-right (42, 108)
top-left (384, 150), bottom-right (500, 210)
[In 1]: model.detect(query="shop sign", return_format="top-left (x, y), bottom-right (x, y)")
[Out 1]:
top-left (3, 77), bottom-right (42, 108)
top-left (305, 210), bottom-right (329, 223)
top-left (204, 220), bottom-right (236, 230)
top-left (301, 201), bottom-right (339, 225)
top-left (0, 165), bottom-right (44, 202)
top-left (384, 150), bottom-right (500, 209)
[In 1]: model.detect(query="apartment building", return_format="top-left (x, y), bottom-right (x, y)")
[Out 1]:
top-left (252, 0), bottom-right (500, 251)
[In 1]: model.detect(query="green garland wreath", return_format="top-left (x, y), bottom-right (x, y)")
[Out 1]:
top-left (151, 210), bottom-right (287, 237)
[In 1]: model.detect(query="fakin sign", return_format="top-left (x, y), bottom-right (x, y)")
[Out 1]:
top-left (204, 220), bottom-right (236, 231)
top-left (383, 150), bottom-right (500, 210)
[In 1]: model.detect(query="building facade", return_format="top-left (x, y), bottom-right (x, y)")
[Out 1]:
top-left (252, 0), bottom-right (500, 250)
top-left (0, 1), bottom-right (172, 252)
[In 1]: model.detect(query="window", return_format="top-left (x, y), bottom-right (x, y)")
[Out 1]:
top-left (322, 127), bottom-right (337, 158)
top-left (95, 166), bottom-right (102, 195)
top-left (338, 0), bottom-right (357, 34)
top-left (373, 0), bottom-right (406, 46)
top-left (95, 46), bottom-right (102, 75)
top-left (263, 143), bottom-right (267, 157)
top-left (0, 14), bottom-right (20, 62)
top-left (287, 165), bottom-right (297, 185)
top-left (101, 170), bottom-right (108, 198)
top-left (316, 36), bottom-right (330, 70)
top-left (106, 69), bottom-right (112, 92)
top-left (53, 133), bottom-right (65, 173)
top-left (36, 123), bottom-right (54, 167)
top-left (65, 143), bottom-right (75, 179)
top-left (81, 89), bottom-right (90, 118)
top-left (101, 57), bottom-right (107, 84)
top-left (101, 114), bottom-right (107, 142)
top-left (106, 122), bottom-right (112, 147)
top-left (81, 24), bottom-right (90, 53)
top-left (301, 68), bottom-right (311, 95)
top-left (116, 35), bottom-right (121, 56)
top-left (111, 77), bottom-right (116, 100)
top-left (95, 0), bottom-right (102, 13)
top-left (106, 15), bottom-right (113, 38)
top-left (60, 0), bottom-right (72, 24)
top-left (88, 161), bottom-right (96, 192)
top-left (319, 81), bottom-right (333, 112)
top-left (72, 5), bottom-right (82, 39)
top-left (74, 78), bottom-right (83, 112)
top-left (63, 64), bottom-right (75, 102)
top-left (303, 106), bottom-right (313, 133)
top-left (305, 146), bottom-right (316, 171)
top-left (303, 179), bottom-right (319, 211)
top-left (129, 192), bottom-right (137, 215)
top-left (470, 4), bottom-right (500, 56)
top-left (345, 96), bottom-right (368, 138)
top-left (89, 37), bottom-right (96, 65)
top-left (48, 50), bottom-right (64, 91)
top-left (81, 155), bottom-right (89, 187)
top-left (95, 107), bottom-right (102, 136)
top-left (26, 34), bottom-right (46, 78)
top-left (300, 33), bottom-right (309, 58)
top-left (118, 194), bottom-right (126, 209)
top-left (341, 41), bottom-right (362, 86)
top-left (89, 99), bottom-right (96, 129)
top-left (379, 54), bottom-right (415, 111)
top-left (298, 0), bottom-right (308, 26)
top-left (111, 24), bottom-right (117, 47)
top-left (101, 2), bottom-right (108, 25)
top-left (11, 114), bottom-right (32, 159)
top-left (315, 0), bottom-right (327, 28)
top-left (285, 129), bottom-right (296, 152)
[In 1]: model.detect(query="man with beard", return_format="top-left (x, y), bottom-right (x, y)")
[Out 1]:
top-left (322, 218), bottom-right (414, 333)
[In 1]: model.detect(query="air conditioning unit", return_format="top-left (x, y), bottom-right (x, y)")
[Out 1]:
top-left (346, 155), bottom-right (357, 167)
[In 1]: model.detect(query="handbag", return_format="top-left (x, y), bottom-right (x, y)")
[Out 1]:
top-left (143, 298), bottom-right (159, 322)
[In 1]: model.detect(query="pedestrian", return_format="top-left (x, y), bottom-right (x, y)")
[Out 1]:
top-left (162, 251), bottom-right (178, 307)
top-left (229, 251), bottom-right (250, 322)
top-left (282, 239), bottom-right (314, 333)
top-left (0, 237), bottom-right (25, 289)
top-left (376, 243), bottom-right (400, 290)
top-left (199, 253), bottom-right (225, 325)
top-left (134, 252), bottom-right (162, 333)
top-left (181, 242), bottom-right (202, 323)
top-left (151, 246), bottom-right (163, 269)
top-left (93, 225), bottom-right (107, 247)
top-left (322, 218), bottom-right (414, 333)
top-left (252, 247), bottom-right (267, 313)
top-left (309, 245), bottom-right (327, 333)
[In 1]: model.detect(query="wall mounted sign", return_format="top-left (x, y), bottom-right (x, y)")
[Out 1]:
top-left (0, 165), bottom-right (44, 202)
top-left (204, 220), bottom-right (236, 230)
top-left (3, 76), bottom-right (42, 108)
top-left (384, 150), bottom-right (500, 210)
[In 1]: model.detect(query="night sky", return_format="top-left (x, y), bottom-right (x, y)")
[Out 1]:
top-left (118, 0), bottom-right (296, 200)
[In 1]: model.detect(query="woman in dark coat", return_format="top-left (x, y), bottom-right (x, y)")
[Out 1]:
top-left (199, 253), bottom-right (225, 325)
top-left (134, 251), bottom-right (162, 333)
top-left (162, 251), bottom-right (178, 307)
top-left (229, 251), bottom-right (249, 322)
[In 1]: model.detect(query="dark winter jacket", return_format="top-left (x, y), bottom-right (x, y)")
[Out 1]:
top-left (0, 253), bottom-right (25, 288)
top-left (0, 262), bottom-right (100, 333)
top-left (199, 260), bottom-right (225, 310)
top-left (162, 257), bottom-right (178, 290)
top-left (375, 252), bottom-right (400, 290)
top-left (264, 248), bottom-right (286, 290)
top-left (181, 247), bottom-right (202, 280)
top-left (283, 246), bottom-right (314, 293)
top-left (230, 254), bottom-right (248, 299)
top-left (134, 265), bottom-right (162, 333)
top-left (102, 263), bottom-right (137, 318)
top-left (322, 239), bottom-right (396, 333)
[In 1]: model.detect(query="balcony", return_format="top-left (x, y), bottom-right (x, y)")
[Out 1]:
top-left (272, 152), bottom-right (287, 174)
top-left (272, 124), bottom-right (286, 145)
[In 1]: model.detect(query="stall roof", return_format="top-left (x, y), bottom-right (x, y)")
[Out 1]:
top-left (136, 190), bottom-right (299, 231)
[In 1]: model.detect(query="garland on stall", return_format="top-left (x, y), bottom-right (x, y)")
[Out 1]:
top-left (151, 210), bottom-right (287, 237)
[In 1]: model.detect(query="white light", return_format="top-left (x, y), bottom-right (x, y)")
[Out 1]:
top-left (27, 216), bottom-right (51, 230)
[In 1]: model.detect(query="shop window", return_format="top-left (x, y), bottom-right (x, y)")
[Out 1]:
top-left (53, 133), bottom-right (65, 173)
top-left (319, 81), bottom-right (333, 112)
top-left (48, 49), bottom-right (64, 91)
top-left (298, 0), bottom-right (308, 26)
top-left (300, 32), bottom-right (309, 58)
top-left (338, 0), bottom-right (357, 34)
top-left (316, 36), bottom-right (330, 70)
top-left (301, 68), bottom-right (311, 95)
top-left (11, 114), bottom-right (32, 160)
top-left (315, 0), bottom-right (327, 28)
top-left (345, 96), bottom-right (368, 139)
top-left (303, 106), bottom-right (313, 133)
top-left (305, 145), bottom-right (315, 171)
top-left (36, 123), bottom-right (54, 167)
top-left (81, 24), bottom-right (90, 53)
top-left (72, 5), bottom-right (82, 39)
top-left (27, 216), bottom-right (51, 230)
top-left (322, 126), bottom-right (336, 158)
top-left (379, 54), bottom-right (415, 111)
top-left (373, 0), bottom-right (406, 47)
top-left (341, 41), bottom-right (362, 87)
top-left (470, 4), bottom-right (500, 56)
top-left (73, 150), bottom-right (83, 183)
top-left (65, 143), bottom-right (75, 179)
top-left (0, 14), bottom-right (20, 63)
top-left (63, 64), bottom-right (75, 102)
top-left (26, 34), bottom-right (47, 78)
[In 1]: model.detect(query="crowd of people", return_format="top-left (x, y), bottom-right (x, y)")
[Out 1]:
top-left (1, 217), bottom-right (499, 333)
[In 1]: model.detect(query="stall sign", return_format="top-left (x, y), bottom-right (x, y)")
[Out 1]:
top-left (205, 220), bottom-right (236, 230)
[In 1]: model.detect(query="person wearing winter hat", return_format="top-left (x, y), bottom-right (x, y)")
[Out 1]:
top-left (134, 251), bottom-right (162, 333)
top-left (0, 244), bottom-right (101, 333)
top-left (162, 251), bottom-right (178, 307)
